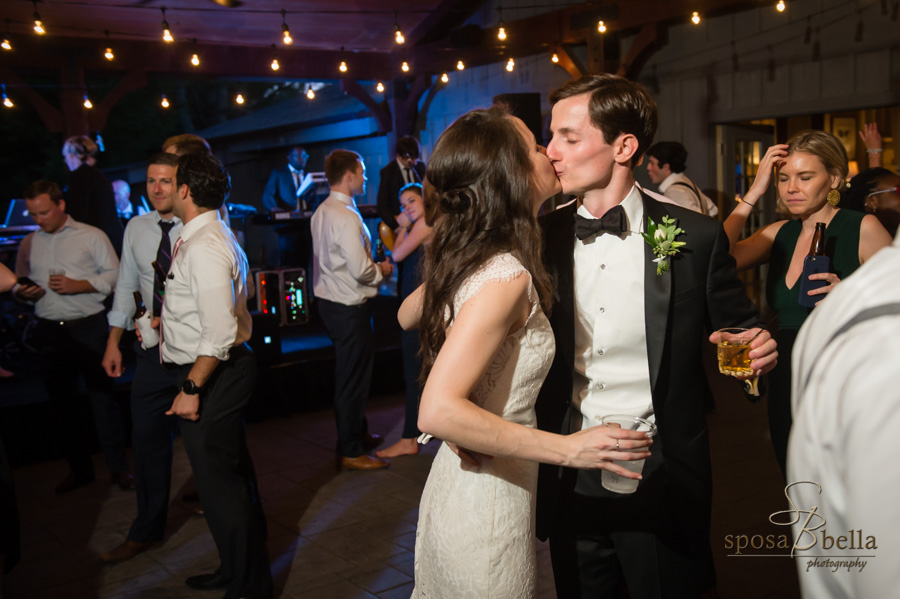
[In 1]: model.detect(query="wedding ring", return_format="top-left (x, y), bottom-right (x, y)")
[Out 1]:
top-left (616, 440), bottom-right (620, 451)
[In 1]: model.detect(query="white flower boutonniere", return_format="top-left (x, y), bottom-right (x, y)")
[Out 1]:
top-left (642, 216), bottom-right (686, 275)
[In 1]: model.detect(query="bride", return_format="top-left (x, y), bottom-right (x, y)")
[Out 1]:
top-left (401, 106), bottom-right (653, 598)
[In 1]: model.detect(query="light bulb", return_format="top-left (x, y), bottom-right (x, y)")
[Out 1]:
top-left (191, 53), bottom-right (200, 66)
top-left (506, 57), bottom-right (515, 72)
top-left (776, 0), bottom-right (785, 11)
top-left (598, 20), bottom-right (606, 33)
top-left (456, 60), bottom-right (465, 70)
top-left (236, 93), bottom-right (245, 104)
top-left (376, 82), bottom-right (384, 93)
top-left (691, 11), bottom-right (701, 24)
top-left (2, 39), bottom-right (12, 51)
top-left (161, 95), bottom-right (169, 108)
top-left (283, 31), bottom-right (292, 44)
top-left (498, 26), bottom-right (506, 40)
top-left (83, 96), bottom-right (93, 109)
top-left (441, 72), bottom-right (449, 83)
top-left (306, 88), bottom-right (315, 99)
top-left (3, 95), bottom-right (12, 108)
top-left (551, 53), bottom-right (559, 63)
top-left (339, 60), bottom-right (348, 73)
top-left (401, 61), bottom-right (409, 72)
top-left (104, 47), bottom-right (114, 60)
top-left (33, 19), bottom-right (45, 35)
top-left (163, 27), bottom-right (174, 43)
top-left (271, 58), bottom-right (280, 71)
top-left (395, 29), bottom-right (404, 44)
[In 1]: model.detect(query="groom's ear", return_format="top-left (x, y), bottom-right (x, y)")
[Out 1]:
top-left (614, 133), bottom-right (639, 166)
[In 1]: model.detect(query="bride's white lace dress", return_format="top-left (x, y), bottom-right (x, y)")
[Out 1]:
top-left (412, 253), bottom-right (556, 599)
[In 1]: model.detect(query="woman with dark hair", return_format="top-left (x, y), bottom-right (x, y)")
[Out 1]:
top-left (723, 130), bottom-right (891, 475)
top-left (401, 107), bottom-right (652, 597)
top-left (845, 167), bottom-right (900, 236)
top-left (62, 135), bottom-right (124, 255)
top-left (377, 183), bottom-right (431, 458)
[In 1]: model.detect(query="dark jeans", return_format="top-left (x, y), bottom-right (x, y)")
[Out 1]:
top-left (127, 342), bottom-right (179, 543)
top-left (400, 329), bottom-right (421, 439)
top-left (175, 345), bottom-right (272, 598)
top-left (317, 298), bottom-right (374, 457)
top-left (35, 312), bottom-right (127, 475)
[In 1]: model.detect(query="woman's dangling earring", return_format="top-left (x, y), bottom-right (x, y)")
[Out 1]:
top-left (827, 188), bottom-right (841, 206)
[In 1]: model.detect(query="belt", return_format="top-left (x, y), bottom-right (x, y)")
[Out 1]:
top-left (37, 311), bottom-right (106, 328)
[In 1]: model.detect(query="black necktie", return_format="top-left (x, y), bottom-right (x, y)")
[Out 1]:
top-left (153, 221), bottom-right (175, 317)
top-left (573, 205), bottom-right (627, 240)
top-left (404, 167), bottom-right (414, 184)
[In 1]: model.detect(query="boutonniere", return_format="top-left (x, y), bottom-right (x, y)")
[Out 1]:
top-left (642, 216), bottom-right (686, 275)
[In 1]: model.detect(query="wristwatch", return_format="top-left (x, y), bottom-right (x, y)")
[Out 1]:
top-left (181, 379), bottom-right (202, 395)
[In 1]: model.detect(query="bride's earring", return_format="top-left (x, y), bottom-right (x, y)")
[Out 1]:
top-left (827, 188), bottom-right (841, 206)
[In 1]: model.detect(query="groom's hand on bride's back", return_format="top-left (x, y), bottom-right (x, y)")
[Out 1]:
top-left (447, 442), bottom-right (494, 469)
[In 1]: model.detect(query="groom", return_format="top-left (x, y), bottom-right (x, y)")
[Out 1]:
top-left (535, 75), bottom-right (778, 597)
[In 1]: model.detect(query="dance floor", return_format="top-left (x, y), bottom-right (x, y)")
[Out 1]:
top-left (3, 370), bottom-right (800, 598)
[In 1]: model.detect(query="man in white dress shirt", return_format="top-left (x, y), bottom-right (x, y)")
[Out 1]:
top-left (645, 141), bottom-right (718, 217)
top-left (99, 153), bottom-right (183, 564)
top-left (161, 153), bottom-right (272, 598)
top-left (14, 180), bottom-right (131, 495)
top-left (312, 150), bottom-right (393, 470)
top-left (788, 231), bottom-right (900, 598)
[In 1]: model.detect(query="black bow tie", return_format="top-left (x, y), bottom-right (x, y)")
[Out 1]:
top-left (573, 205), bottom-right (627, 240)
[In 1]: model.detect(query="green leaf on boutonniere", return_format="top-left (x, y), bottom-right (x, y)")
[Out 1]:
top-left (642, 215), bottom-right (686, 275)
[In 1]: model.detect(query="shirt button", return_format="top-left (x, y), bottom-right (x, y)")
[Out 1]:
top-left (600, 264), bottom-right (606, 270)
top-left (597, 349), bottom-right (604, 356)
top-left (596, 382), bottom-right (605, 390)
top-left (599, 307), bottom-right (605, 313)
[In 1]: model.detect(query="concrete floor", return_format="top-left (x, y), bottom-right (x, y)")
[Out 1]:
top-left (2, 384), bottom-right (801, 599)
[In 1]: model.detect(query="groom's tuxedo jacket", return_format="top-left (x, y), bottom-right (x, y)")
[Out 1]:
top-left (535, 192), bottom-right (761, 552)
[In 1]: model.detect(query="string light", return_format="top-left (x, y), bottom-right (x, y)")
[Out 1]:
top-left (102, 30), bottom-right (113, 60)
top-left (161, 94), bottom-right (169, 108)
top-left (497, 5), bottom-right (506, 40)
top-left (161, 7), bottom-right (174, 43)
top-left (191, 53), bottom-right (200, 66)
top-left (306, 87), bottom-right (315, 99)
top-left (440, 72), bottom-right (449, 83)
top-left (83, 94), bottom-right (93, 109)
top-left (401, 60), bottom-right (410, 72)
top-left (551, 52), bottom-right (559, 63)
top-left (281, 10), bottom-right (292, 45)
top-left (236, 93), bottom-right (245, 104)
top-left (2, 21), bottom-right (11, 50)
top-left (597, 20), bottom-right (607, 33)
top-left (394, 11), bottom-right (404, 44)
top-left (691, 11), bottom-right (701, 24)
top-left (338, 46), bottom-right (347, 73)
top-left (33, 0), bottom-right (45, 35)
top-left (506, 57), bottom-right (515, 72)
top-left (456, 60), bottom-right (465, 70)
top-left (776, 0), bottom-right (786, 11)
top-left (376, 81), bottom-right (384, 93)
top-left (2, 85), bottom-right (12, 108)
top-left (271, 58), bottom-right (280, 70)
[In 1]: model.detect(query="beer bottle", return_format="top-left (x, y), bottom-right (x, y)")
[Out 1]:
top-left (133, 290), bottom-right (147, 320)
top-left (797, 222), bottom-right (830, 308)
top-left (375, 238), bottom-right (385, 262)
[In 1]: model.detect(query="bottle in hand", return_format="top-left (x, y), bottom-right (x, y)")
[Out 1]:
top-left (798, 222), bottom-right (830, 308)
top-left (374, 238), bottom-right (385, 262)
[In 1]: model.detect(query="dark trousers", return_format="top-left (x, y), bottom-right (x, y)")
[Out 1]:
top-left (400, 328), bottom-right (421, 439)
top-left (36, 312), bottom-right (127, 475)
top-left (549, 487), bottom-right (708, 599)
top-left (127, 342), bottom-right (179, 543)
top-left (0, 435), bottom-right (19, 573)
top-left (175, 345), bottom-right (272, 598)
top-left (317, 298), bottom-right (374, 457)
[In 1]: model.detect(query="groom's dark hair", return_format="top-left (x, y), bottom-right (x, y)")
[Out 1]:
top-left (550, 74), bottom-right (658, 167)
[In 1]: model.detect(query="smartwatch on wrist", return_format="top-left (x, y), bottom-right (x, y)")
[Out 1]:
top-left (181, 379), bottom-right (202, 395)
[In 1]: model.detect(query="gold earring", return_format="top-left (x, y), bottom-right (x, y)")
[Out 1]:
top-left (827, 188), bottom-right (840, 206)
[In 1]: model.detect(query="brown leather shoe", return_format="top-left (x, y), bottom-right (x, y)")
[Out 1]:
top-left (341, 455), bottom-right (389, 470)
top-left (112, 470), bottom-right (135, 491)
top-left (362, 434), bottom-right (384, 451)
top-left (100, 540), bottom-right (160, 564)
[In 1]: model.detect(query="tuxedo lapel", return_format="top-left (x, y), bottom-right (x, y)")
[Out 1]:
top-left (641, 193), bottom-right (672, 393)
top-left (546, 203), bottom-right (577, 379)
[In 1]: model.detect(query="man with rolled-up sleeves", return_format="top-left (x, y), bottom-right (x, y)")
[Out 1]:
top-left (160, 153), bottom-right (272, 599)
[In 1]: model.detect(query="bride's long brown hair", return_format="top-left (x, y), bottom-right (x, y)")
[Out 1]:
top-left (418, 106), bottom-right (553, 383)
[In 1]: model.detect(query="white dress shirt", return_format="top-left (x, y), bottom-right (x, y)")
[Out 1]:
top-left (571, 186), bottom-right (654, 430)
top-left (658, 172), bottom-right (718, 217)
top-left (108, 211), bottom-right (182, 331)
top-left (311, 191), bottom-right (383, 306)
top-left (15, 216), bottom-right (119, 321)
top-left (788, 232), bottom-right (900, 598)
top-left (160, 210), bottom-right (251, 365)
